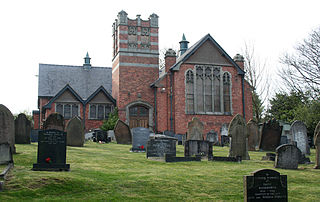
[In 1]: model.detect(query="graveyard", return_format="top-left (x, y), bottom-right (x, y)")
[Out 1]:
top-left (0, 142), bottom-right (319, 201)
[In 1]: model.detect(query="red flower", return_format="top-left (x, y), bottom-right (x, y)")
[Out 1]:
top-left (45, 157), bottom-right (52, 163)
top-left (140, 145), bottom-right (144, 149)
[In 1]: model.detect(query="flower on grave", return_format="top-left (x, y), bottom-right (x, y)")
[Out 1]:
top-left (140, 145), bottom-right (144, 150)
top-left (45, 157), bottom-right (52, 163)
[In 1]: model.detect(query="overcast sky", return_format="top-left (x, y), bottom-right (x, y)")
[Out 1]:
top-left (1, 0), bottom-right (319, 114)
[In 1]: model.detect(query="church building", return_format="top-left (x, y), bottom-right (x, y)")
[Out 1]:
top-left (34, 10), bottom-right (253, 137)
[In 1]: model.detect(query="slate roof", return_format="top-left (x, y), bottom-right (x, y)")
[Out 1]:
top-left (38, 64), bottom-right (112, 100)
top-left (171, 34), bottom-right (245, 75)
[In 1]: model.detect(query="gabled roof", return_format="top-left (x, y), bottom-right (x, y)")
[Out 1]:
top-left (85, 86), bottom-right (116, 105)
top-left (43, 84), bottom-right (84, 109)
top-left (38, 63), bottom-right (112, 99)
top-left (170, 34), bottom-right (245, 75)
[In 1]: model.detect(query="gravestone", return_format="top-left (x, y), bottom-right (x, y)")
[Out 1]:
top-left (131, 127), bottom-right (150, 152)
top-left (43, 113), bottom-right (65, 131)
top-left (146, 135), bottom-right (176, 158)
top-left (0, 104), bottom-right (15, 154)
top-left (14, 113), bottom-right (31, 144)
top-left (33, 129), bottom-right (70, 171)
top-left (275, 144), bottom-right (299, 169)
top-left (66, 116), bottom-right (84, 147)
top-left (220, 123), bottom-right (229, 146)
top-left (261, 153), bottom-right (276, 161)
top-left (244, 169), bottom-right (287, 202)
top-left (206, 130), bottom-right (219, 145)
top-left (175, 134), bottom-right (184, 145)
top-left (247, 119), bottom-right (259, 151)
top-left (259, 119), bottom-right (282, 151)
top-left (0, 143), bottom-right (13, 165)
top-left (184, 140), bottom-right (213, 158)
top-left (228, 114), bottom-right (250, 160)
top-left (114, 120), bottom-right (132, 144)
top-left (280, 136), bottom-right (288, 145)
top-left (93, 130), bottom-right (109, 143)
top-left (30, 129), bottom-right (40, 142)
top-left (290, 120), bottom-right (309, 155)
top-left (163, 130), bottom-right (175, 137)
top-left (187, 117), bottom-right (204, 140)
top-left (314, 121), bottom-right (320, 169)
top-left (108, 130), bottom-right (115, 141)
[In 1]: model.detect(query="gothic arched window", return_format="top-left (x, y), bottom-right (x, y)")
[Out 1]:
top-left (223, 72), bottom-right (231, 113)
top-left (185, 65), bottom-right (232, 114)
top-left (185, 70), bottom-right (194, 113)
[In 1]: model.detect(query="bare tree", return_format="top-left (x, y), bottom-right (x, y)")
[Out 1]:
top-left (242, 42), bottom-right (271, 123)
top-left (279, 27), bottom-right (320, 99)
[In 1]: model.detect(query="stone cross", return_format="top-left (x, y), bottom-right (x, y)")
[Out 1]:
top-left (228, 114), bottom-right (250, 160)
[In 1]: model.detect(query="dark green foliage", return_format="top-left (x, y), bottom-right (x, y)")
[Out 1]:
top-left (252, 91), bottom-right (264, 123)
top-left (100, 108), bottom-right (119, 131)
top-left (268, 91), bottom-right (320, 136)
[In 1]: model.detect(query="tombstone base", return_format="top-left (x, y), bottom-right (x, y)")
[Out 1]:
top-left (32, 163), bottom-right (70, 171)
top-left (130, 148), bottom-right (146, 152)
top-left (209, 156), bottom-right (242, 162)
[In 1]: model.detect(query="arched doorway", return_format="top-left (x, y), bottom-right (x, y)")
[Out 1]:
top-left (129, 105), bottom-right (149, 128)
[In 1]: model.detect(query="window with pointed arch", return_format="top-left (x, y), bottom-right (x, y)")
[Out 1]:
top-left (185, 65), bottom-right (232, 114)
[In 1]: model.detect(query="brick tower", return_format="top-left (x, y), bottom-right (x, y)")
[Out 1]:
top-left (112, 11), bottom-right (159, 130)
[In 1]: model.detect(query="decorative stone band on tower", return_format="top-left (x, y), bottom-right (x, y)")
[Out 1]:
top-left (112, 11), bottom-right (159, 130)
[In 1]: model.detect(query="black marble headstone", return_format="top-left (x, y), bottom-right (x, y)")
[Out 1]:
top-left (244, 169), bottom-right (287, 202)
top-left (146, 136), bottom-right (176, 158)
top-left (131, 127), bottom-right (150, 152)
top-left (33, 129), bottom-right (70, 171)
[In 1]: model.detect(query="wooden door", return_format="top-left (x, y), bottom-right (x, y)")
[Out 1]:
top-left (129, 105), bottom-right (149, 128)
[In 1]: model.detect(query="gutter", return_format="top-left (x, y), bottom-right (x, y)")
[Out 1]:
top-left (241, 75), bottom-right (246, 120)
top-left (170, 71), bottom-right (173, 131)
top-left (154, 88), bottom-right (157, 133)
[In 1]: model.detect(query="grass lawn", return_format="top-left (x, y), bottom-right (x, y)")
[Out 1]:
top-left (0, 141), bottom-right (319, 201)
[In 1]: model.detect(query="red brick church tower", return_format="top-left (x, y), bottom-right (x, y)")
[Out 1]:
top-left (112, 11), bottom-right (159, 130)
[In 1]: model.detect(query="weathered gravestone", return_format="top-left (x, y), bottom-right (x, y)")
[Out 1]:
top-left (187, 117), bottom-right (204, 140)
top-left (33, 129), bottom-right (70, 171)
top-left (14, 113), bottom-right (31, 144)
top-left (108, 130), bottom-right (115, 141)
top-left (228, 114), bottom-right (250, 160)
top-left (259, 119), bottom-right (282, 151)
top-left (43, 113), bottom-right (65, 131)
top-left (275, 144), bottom-right (299, 169)
top-left (184, 140), bottom-right (213, 158)
top-left (114, 120), bottom-right (132, 144)
top-left (290, 120), bottom-right (309, 155)
top-left (220, 123), bottom-right (229, 146)
top-left (314, 121), bottom-right (320, 169)
top-left (0, 143), bottom-right (13, 165)
top-left (247, 119), bottom-right (259, 151)
top-left (146, 135), bottom-right (176, 158)
top-left (93, 129), bottom-right (109, 143)
top-left (0, 104), bottom-right (15, 154)
top-left (175, 134), bottom-right (184, 145)
top-left (206, 130), bottom-right (219, 145)
top-left (66, 116), bottom-right (84, 147)
top-left (163, 130), bottom-right (175, 137)
top-left (244, 169), bottom-right (288, 202)
top-left (280, 136), bottom-right (288, 145)
top-left (131, 127), bottom-right (150, 152)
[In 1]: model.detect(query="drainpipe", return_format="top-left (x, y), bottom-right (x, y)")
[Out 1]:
top-left (83, 103), bottom-right (86, 131)
top-left (241, 75), bottom-right (246, 120)
top-left (170, 71), bottom-right (173, 131)
top-left (154, 88), bottom-right (157, 133)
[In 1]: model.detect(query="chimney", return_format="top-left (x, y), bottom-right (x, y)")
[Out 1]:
top-left (233, 54), bottom-right (244, 70)
top-left (164, 49), bottom-right (176, 73)
top-left (179, 34), bottom-right (189, 56)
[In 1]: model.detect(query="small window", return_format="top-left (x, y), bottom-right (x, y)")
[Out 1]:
top-left (98, 105), bottom-right (104, 119)
top-left (64, 104), bottom-right (71, 119)
top-left (72, 104), bottom-right (78, 118)
top-left (105, 105), bottom-right (111, 119)
top-left (56, 104), bottom-right (63, 115)
top-left (90, 105), bottom-right (96, 119)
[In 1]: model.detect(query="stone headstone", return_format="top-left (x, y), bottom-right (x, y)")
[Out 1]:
top-left (14, 113), bottom-right (31, 144)
top-left (228, 114), bottom-right (250, 160)
top-left (163, 130), bottom-right (175, 137)
top-left (108, 130), bottom-right (115, 141)
top-left (247, 119), bottom-right (259, 151)
top-left (93, 130), bottom-right (108, 143)
top-left (43, 113), bottom-right (65, 131)
top-left (30, 129), bottom-right (40, 142)
top-left (0, 104), bottom-right (15, 153)
top-left (0, 143), bottom-right (13, 165)
top-left (259, 119), bottom-right (282, 151)
top-left (66, 116), bottom-right (84, 147)
top-left (290, 120), bottom-right (309, 155)
top-left (131, 127), bottom-right (150, 152)
top-left (261, 152), bottom-right (276, 161)
top-left (146, 135), bottom-right (176, 158)
top-left (314, 121), bottom-right (320, 169)
top-left (275, 144), bottom-right (299, 169)
top-left (206, 130), bottom-right (219, 145)
top-left (221, 135), bottom-right (230, 146)
top-left (280, 136), bottom-right (288, 145)
top-left (184, 140), bottom-right (213, 158)
top-left (175, 134), bottom-right (184, 145)
top-left (220, 123), bottom-right (229, 136)
top-left (187, 117), bottom-right (204, 140)
top-left (244, 169), bottom-right (287, 202)
top-left (114, 120), bottom-right (132, 144)
top-left (33, 129), bottom-right (70, 171)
